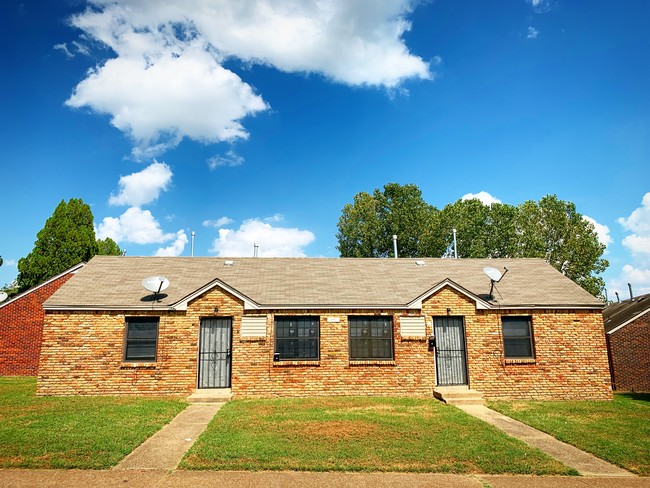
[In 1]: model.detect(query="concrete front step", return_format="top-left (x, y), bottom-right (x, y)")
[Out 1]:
top-left (187, 388), bottom-right (233, 404)
top-left (433, 386), bottom-right (485, 406)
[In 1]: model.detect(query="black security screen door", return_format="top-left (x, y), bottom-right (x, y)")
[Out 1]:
top-left (433, 316), bottom-right (468, 386)
top-left (198, 318), bottom-right (232, 388)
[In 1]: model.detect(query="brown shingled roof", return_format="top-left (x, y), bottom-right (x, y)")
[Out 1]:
top-left (603, 292), bottom-right (650, 333)
top-left (43, 256), bottom-right (603, 311)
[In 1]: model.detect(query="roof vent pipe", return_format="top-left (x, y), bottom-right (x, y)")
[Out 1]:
top-left (254, 243), bottom-right (259, 257)
top-left (452, 228), bottom-right (458, 259)
top-left (615, 292), bottom-right (620, 303)
top-left (191, 231), bottom-right (195, 257)
top-left (393, 235), bottom-right (398, 259)
top-left (628, 283), bottom-right (634, 300)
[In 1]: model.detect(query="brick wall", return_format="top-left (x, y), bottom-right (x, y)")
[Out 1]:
top-left (422, 287), bottom-right (612, 400)
top-left (233, 309), bottom-right (434, 398)
top-left (37, 286), bottom-right (243, 396)
top-left (0, 272), bottom-right (75, 376)
top-left (37, 284), bottom-right (612, 400)
top-left (607, 312), bottom-right (650, 392)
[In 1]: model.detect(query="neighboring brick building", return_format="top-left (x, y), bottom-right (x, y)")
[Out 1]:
top-left (0, 263), bottom-right (84, 375)
top-left (38, 256), bottom-right (612, 400)
top-left (603, 293), bottom-right (650, 392)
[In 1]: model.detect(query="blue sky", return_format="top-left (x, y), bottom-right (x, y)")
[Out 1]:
top-left (1, 0), bottom-right (649, 298)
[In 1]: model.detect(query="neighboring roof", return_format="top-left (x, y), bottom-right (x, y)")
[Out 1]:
top-left (43, 256), bottom-right (602, 312)
top-left (603, 292), bottom-right (650, 334)
top-left (0, 262), bottom-right (85, 310)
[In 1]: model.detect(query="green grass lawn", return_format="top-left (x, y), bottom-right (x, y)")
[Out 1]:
top-left (181, 396), bottom-right (575, 475)
top-left (0, 376), bottom-right (187, 469)
top-left (489, 393), bottom-right (650, 476)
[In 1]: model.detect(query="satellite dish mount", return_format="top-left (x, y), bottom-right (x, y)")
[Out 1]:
top-left (141, 276), bottom-right (170, 302)
top-left (483, 266), bottom-right (508, 300)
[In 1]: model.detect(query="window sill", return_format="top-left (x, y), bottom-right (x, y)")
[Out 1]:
top-left (273, 360), bottom-right (320, 367)
top-left (120, 362), bottom-right (157, 369)
top-left (400, 336), bottom-right (426, 342)
top-left (240, 336), bottom-right (267, 342)
top-left (349, 360), bottom-right (396, 366)
top-left (504, 358), bottom-right (536, 365)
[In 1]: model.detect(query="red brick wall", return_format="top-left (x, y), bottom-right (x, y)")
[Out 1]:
top-left (0, 273), bottom-right (75, 375)
top-left (607, 311), bottom-right (650, 392)
top-left (37, 284), bottom-right (612, 400)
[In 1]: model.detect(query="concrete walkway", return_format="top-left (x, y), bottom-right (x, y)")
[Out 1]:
top-left (2, 470), bottom-right (650, 488)
top-left (114, 402), bottom-right (224, 470)
top-left (457, 404), bottom-right (634, 477)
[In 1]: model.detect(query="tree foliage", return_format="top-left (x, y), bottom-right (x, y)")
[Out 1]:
top-left (337, 184), bottom-right (437, 258)
top-left (336, 184), bottom-right (608, 297)
top-left (17, 199), bottom-right (122, 291)
top-left (97, 237), bottom-right (122, 256)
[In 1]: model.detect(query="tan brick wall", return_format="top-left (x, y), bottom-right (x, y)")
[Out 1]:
top-left (37, 286), bottom-right (243, 396)
top-left (37, 283), bottom-right (612, 400)
top-left (607, 312), bottom-right (650, 392)
top-left (233, 310), bottom-right (434, 398)
top-left (422, 286), bottom-right (612, 400)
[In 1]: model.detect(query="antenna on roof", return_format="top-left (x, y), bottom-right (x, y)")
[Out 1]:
top-left (483, 266), bottom-right (509, 300)
top-left (0, 291), bottom-right (8, 303)
top-left (142, 276), bottom-right (170, 302)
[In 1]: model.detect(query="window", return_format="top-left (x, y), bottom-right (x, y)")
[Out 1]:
top-left (124, 317), bottom-right (159, 362)
top-left (275, 316), bottom-right (319, 360)
top-left (349, 316), bottom-right (394, 360)
top-left (501, 316), bottom-right (534, 358)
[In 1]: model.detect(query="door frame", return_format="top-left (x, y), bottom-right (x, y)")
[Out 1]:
top-left (197, 316), bottom-right (233, 389)
top-left (433, 316), bottom-right (469, 386)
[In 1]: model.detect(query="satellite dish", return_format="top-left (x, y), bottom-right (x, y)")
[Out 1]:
top-left (483, 267), bottom-right (503, 282)
top-left (142, 276), bottom-right (170, 294)
top-left (0, 291), bottom-right (8, 303)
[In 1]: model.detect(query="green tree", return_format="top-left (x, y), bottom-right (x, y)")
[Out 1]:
top-left (336, 186), bottom-right (608, 297)
top-left (97, 237), bottom-right (122, 256)
top-left (438, 199), bottom-right (518, 258)
top-left (17, 199), bottom-right (121, 291)
top-left (337, 183), bottom-right (437, 258)
top-left (514, 195), bottom-right (608, 296)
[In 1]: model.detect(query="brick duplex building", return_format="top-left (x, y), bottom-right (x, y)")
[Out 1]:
top-left (38, 256), bottom-right (612, 400)
top-left (604, 292), bottom-right (650, 392)
top-left (0, 263), bottom-right (84, 375)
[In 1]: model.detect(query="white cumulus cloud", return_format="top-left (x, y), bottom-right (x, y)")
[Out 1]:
top-left (583, 216), bottom-right (612, 247)
top-left (461, 191), bottom-right (502, 206)
top-left (64, 0), bottom-right (430, 157)
top-left (208, 149), bottom-right (244, 170)
top-left (96, 207), bottom-right (175, 244)
top-left (155, 230), bottom-right (188, 256)
top-left (618, 192), bottom-right (650, 237)
top-left (210, 218), bottom-right (315, 257)
top-left (67, 47), bottom-right (268, 158)
top-left (618, 192), bottom-right (650, 255)
top-left (608, 193), bottom-right (650, 299)
top-left (109, 161), bottom-right (173, 206)
top-left (203, 217), bottom-right (234, 228)
top-left (527, 26), bottom-right (539, 39)
top-left (527, 0), bottom-right (552, 13)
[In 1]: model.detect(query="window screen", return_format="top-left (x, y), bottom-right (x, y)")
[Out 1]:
top-left (349, 316), bottom-right (394, 360)
top-left (124, 317), bottom-right (159, 361)
top-left (275, 316), bottom-right (319, 360)
top-left (502, 316), bottom-right (534, 358)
